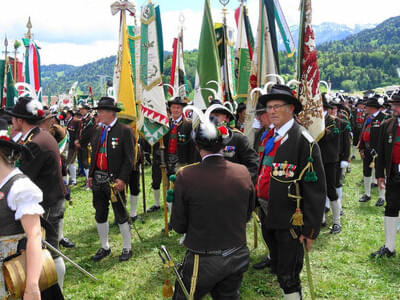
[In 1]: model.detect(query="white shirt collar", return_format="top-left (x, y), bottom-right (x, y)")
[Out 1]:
top-left (372, 110), bottom-right (379, 118)
top-left (172, 115), bottom-right (183, 124)
top-left (104, 118), bottom-right (117, 129)
top-left (275, 118), bottom-right (294, 137)
top-left (22, 127), bottom-right (36, 141)
top-left (323, 111), bottom-right (328, 118)
top-left (12, 132), bottom-right (22, 143)
top-left (202, 153), bottom-right (223, 161)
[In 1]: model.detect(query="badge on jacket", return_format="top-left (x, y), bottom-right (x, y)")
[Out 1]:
top-left (111, 137), bottom-right (119, 149)
top-left (272, 161), bottom-right (296, 178)
top-left (223, 145), bottom-right (236, 158)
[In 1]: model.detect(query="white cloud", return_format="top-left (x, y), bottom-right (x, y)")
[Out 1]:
top-left (40, 40), bottom-right (117, 66)
top-left (0, 0), bottom-right (399, 66)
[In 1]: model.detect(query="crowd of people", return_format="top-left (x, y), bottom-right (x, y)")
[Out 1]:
top-left (0, 84), bottom-right (399, 299)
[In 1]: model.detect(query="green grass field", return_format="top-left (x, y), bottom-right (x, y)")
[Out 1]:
top-left (62, 157), bottom-right (400, 299)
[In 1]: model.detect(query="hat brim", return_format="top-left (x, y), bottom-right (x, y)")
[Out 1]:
top-left (4, 108), bottom-right (44, 122)
top-left (0, 140), bottom-right (33, 160)
top-left (93, 105), bottom-right (121, 112)
top-left (259, 94), bottom-right (303, 114)
top-left (211, 108), bottom-right (235, 120)
top-left (389, 99), bottom-right (400, 104)
top-left (168, 101), bottom-right (187, 107)
top-left (364, 101), bottom-right (382, 108)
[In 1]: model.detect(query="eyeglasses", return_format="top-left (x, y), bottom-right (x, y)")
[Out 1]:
top-left (266, 103), bottom-right (287, 112)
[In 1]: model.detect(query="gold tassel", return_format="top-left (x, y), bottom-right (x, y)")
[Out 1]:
top-left (291, 208), bottom-right (304, 226)
top-left (291, 198), bottom-right (304, 226)
top-left (162, 279), bottom-right (174, 298)
top-left (110, 184), bottom-right (118, 203)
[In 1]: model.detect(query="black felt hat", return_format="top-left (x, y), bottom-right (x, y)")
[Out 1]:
top-left (258, 84), bottom-right (303, 114)
top-left (167, 96), bottom-right (187, 107)
top-left (4, 96), bottom-right (45, 122)
top-left (94, 97), bottom-right (121, 112)
top-left (364, 95), bottom-right (383, 108)
top-left (0, 118), bottom-right (32, 160)
top-left (207, 99), bottom-right (235, 121)
top-left (389, 92), bottom-right (400, 104)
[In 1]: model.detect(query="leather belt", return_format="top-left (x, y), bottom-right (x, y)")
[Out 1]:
top-left (188, 244), bottom-right (244, 257)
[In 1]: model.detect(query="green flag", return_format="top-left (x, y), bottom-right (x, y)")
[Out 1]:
top-left (193, 0), bottom-right (221, 109)
top-left (0, 60), bottom-right (5, 106)
top-left (234, 4), bottom-right (254, 103)
top-left (6, 65), bottom-right (18, 108)
top-left (139, 3), bottom-right (169, 146)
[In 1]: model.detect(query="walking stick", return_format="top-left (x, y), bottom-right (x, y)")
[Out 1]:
top-left (303, 242), bottom-right (316, 300)
top-left (159, 245), bottom-right (190, 300)
top-left (159, 139), bottom-right (169, 237)
top-left (43, 240), bottom-right (98, 281)
top-left (110, 182), bottom-right (144, 242)
top-left (253, 208), bottom-right (258, 249)
top-left (252, 211), bottom-right (269, 251)
top-left (141, 155), bottom-right (147, 214)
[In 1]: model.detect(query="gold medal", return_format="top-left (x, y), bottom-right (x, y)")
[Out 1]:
top-left (273, 169), bottom-right (279, 176)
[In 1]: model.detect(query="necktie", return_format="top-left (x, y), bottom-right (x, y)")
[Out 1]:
top-left (100, 126), bottom-right (110, 144)
top-left (365, 116), bottom-right (372, 126)
top-left (264, 131), bottom-right (278, 156)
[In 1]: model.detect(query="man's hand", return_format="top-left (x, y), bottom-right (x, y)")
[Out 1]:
top-left (114, 179), bottom-right (125, 193)
top-left (299, 234), bottom-right (313, 252)
top-left (74, 140), bottom-right (81, 149)
top-left (359, 150), bottom-right (365, 159)
top-left (87, 177), bottom-right (93, 189)
top-left (377, 177), bottom-right (386, 189)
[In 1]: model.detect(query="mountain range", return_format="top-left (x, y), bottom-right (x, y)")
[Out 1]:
top-left (41, 17), bottom-right (399, 97)
top-left (277, 22), bottom-right (375, 51)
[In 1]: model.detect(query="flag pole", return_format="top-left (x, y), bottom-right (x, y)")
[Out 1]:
top-left (160, 139), bottom-right (169, 237)
top-left (2, 37), bottom-right (8, 108)
top-left (219, 0), bottom-right (231, 102)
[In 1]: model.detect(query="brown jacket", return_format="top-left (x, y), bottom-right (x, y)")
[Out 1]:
top-left (171, 156), bottom-right (255, 251)
top-left (19, 127), bottom-right (65, 208)
top-left (376, 117), bottom-right (399, 180)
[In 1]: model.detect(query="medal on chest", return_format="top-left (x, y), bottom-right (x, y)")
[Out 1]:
top-left (111, 137), bottom-right (119, 149)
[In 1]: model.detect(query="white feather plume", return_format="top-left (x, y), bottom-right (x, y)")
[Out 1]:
top-left (26, 97), bottom-right (43, 116)
top-left (184, 105), bottom-right (217, 140)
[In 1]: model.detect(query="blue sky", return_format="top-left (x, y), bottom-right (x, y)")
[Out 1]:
top-left (0, 0), bottom-right (399, 65)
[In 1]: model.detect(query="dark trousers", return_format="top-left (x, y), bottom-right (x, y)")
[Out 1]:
top-left (264, 228), bottom-right (304, 294)
top-left (128, 168), bottom-right (140, 196)
top-left (362, 151), bottom-right (373, 177)
top-left (385, 182), bottom-right (400, 217)
top-left (324, 163), bottom-right (338, 201)
top-left (173, 246), bottom-right (250, 300)
top-left (92, 183), bottom-right (129, 224)
top-left (152, 150), bottom-right (162, 190)
top-left (43, 200), bottom-right (66, 258)
top-left (78, 147), bottom-right (89, 169)
top-left (335, 162), bottom-right (343, 188)
top-left (352, 127), bottom-right (361, 146)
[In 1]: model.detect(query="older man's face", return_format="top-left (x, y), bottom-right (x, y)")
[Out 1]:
top-left (267, 100), bottom-right (294, 129)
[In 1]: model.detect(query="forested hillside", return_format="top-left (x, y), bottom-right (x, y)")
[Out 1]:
top-left (41, 16), bottom-right (400, 97)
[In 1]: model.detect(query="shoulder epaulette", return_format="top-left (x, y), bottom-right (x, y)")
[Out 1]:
top-left (176, 162), bottom-right (200, 175)
top-left (231, 128), bottom-right (244, 135)
top-left (301, 130), bottom-right (314, 143)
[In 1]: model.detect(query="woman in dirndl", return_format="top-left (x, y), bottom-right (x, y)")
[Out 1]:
top-left (0, 118), bottom-right (63, 299)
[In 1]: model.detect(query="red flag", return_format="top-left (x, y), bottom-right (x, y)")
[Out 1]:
top-left (169, 38), bottom-right (178, 96)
